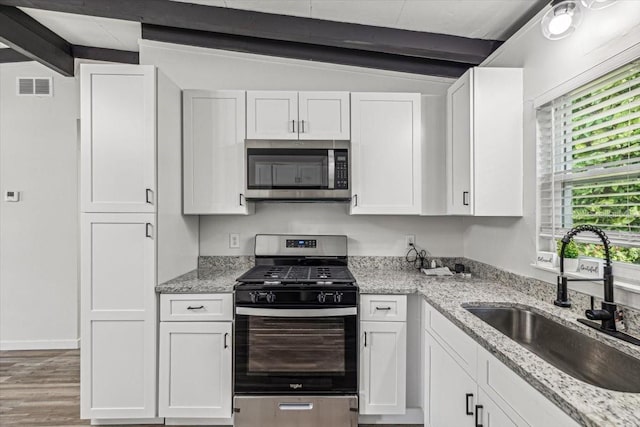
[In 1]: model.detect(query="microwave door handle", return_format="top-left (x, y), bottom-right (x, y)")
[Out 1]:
top-left (328, 149), bottom-right (335, 189)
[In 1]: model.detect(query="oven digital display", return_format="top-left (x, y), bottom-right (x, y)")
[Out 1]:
top-left (286, 239), bottom-right (317, 248)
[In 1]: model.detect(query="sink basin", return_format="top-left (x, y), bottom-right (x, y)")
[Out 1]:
top-left (465, 305), bottom-right (640, 393)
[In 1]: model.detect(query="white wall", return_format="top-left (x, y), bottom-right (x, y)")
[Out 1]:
top-left (0, 62), bottom-right (80, 349)
top-left (141, 41), bottom-right (464, 256)
top-left (463, 2), bottom-right (640, 277)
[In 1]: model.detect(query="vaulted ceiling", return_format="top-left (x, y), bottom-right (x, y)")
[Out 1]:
top-left (0, 0), bottom-right (549, 78)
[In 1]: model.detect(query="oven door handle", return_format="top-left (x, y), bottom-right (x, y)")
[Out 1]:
top-left (235, 307), bottom-right (357, 317)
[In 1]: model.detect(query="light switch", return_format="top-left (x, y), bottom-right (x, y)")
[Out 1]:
top-left (5, 191), bottom-right (20, 202)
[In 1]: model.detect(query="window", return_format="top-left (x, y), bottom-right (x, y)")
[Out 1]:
top-left (537, 61), bottom-right (640, 265)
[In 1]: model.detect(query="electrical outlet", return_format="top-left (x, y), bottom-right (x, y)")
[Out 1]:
top-left (405, 235), bottom-right (415, 249)
top-left (229, 233), bottom-right (240, 249)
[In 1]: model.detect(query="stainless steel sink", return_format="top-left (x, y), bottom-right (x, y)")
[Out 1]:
top-left (465, 305), bottom-right (640, 393)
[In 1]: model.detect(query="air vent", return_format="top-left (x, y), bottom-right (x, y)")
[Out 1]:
top-left (17, 77), bottom-right (52, 96)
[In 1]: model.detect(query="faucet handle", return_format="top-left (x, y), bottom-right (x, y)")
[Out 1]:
top-left (585, 309), bottom-right (613, 321)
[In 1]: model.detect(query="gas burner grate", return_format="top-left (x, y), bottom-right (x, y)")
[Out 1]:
top-left (237, 265), bottom-right (355, 284)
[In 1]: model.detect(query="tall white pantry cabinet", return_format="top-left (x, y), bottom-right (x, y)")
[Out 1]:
top-left (80, 64), bottom-right (198, 420)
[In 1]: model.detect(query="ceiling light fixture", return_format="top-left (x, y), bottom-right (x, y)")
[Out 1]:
top-left (541, 0), bottom-right (583, 40)
top-left (580, 0), bottom-right (617, 10)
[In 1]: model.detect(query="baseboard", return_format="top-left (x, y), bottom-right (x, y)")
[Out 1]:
top-left (0, 338), bottom-right (80, 351)
top-left (165, 417), bottom-right (233, 425)
top-left (91, 418), bottom-right (164, 425)
top-left (358, 407), bottom-right (423, 424)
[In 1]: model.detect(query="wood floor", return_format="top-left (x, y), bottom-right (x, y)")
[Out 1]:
top-left (0, 349), bottom-right (420, 427)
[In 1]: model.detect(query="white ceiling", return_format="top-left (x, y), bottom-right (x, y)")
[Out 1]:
top-left (16, 1), bottom-right (541, 53)
top-left (20, 8), bottom-right (141, 51)
top-left (171, 0), bottom-right (541, 39)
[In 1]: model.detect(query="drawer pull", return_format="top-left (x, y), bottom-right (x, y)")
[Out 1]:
top-left (375, 306), bottom-right (392, 311)
top-left (187, 305), bottom-right (205, 310)
top-left (465, 393), bottom-right (474, 415)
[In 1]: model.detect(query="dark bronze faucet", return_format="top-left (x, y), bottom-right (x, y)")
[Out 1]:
top-left (555, 225), bottom-right (640, 346)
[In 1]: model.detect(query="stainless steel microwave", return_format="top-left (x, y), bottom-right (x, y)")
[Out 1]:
top-left (245, 141), bottom-right (350, 201)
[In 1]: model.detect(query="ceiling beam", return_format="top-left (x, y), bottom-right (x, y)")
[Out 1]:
top-left (0, 5), bottom-right (73, 76)
top-left (0, 47), bottom-right (30, 63)
top-left (143, 24), bottom-right (470, 78)
top-left (71, 45), bottom-right (139, 65)
top-left (0, 0), bottom-right (502, 66)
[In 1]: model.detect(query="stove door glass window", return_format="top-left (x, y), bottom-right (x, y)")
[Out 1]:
top-left (247, 149), bottom-right (329, 189)
top-left (248, 316), bottom-right (345, 374)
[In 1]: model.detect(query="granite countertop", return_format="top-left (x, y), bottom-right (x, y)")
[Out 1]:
top-left (155, 267), bottom-right (245, 293)
top-left (353, 267), bottom-right (640, 427)
top-left (157, 264), bottom-right (640, 426)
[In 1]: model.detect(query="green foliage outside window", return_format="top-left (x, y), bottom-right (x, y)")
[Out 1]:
top-left (564, 70), bottom-right (640, 264)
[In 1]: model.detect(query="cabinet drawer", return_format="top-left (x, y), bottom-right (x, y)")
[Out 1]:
top-left (160, 294), bottom-right (233, 321)
top-left (360, 295), bottom-right (407, 322)
top-left (423, 300), bottom-right (477, 379)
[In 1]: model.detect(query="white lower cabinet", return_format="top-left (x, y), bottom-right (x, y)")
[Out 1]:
top-left (423, 301), bottom-right (579, 427)
top-left (426, 332), bottom-right (477, 426)
top-left (159, 294), bottom-right (233, 420)
top-left (359, 295), bottom-right (407, 415)
top-left (80, 213), bottom-right (157, 419)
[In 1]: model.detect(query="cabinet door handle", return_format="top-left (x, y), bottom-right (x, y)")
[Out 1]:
top-left (364, 331), bottom-right (367, 347)
top-left (353, 194), bottom-right (358, 207)
top-left (475, 404), bottom-right (483, 427)
top-left (465, 393), bottom-right (474, 415)
top-left (239, 193), bottom-right (245, 206)
top-left (187, 305), bottom-right (204, 310)
top-left (463, 191), bottom-right (469, 206)
top-left (292, 119), bottom-right (296, 133)
top-left (224, 332), bottom-right (229, 349)
top-left (301, 120), bottom-right (305, 133)
top-left (375, 306), bottom-right (392, 311)
top-left (145, 223), bottom-right (153, 238)
top-left (146, 188), bottom-right (153, 204)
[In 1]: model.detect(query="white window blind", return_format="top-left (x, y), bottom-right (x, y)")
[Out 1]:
top-left (538, 61), bottom-right (640, 249)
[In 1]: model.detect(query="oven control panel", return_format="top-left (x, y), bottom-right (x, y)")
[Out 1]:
top-left (286, 239), bottom-right (317, 248)
top-left (236, 288), bottom-right (357, 306)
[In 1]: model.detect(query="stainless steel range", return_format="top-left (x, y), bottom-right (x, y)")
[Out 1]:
top-left (233, 234), bottom-right (358, 427)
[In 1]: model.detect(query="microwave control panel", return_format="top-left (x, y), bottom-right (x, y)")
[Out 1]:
top-left (335, 150), bottom-right (349, 189)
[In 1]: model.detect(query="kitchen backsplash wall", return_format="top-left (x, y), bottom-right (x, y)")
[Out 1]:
top-left (198, 203), bottom-right (464, 256)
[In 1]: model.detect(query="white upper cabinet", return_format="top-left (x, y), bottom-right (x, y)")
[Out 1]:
top-left (183, 90), bottom-right (250, 215)
top-left (350, 92), bottom-right (421, 215)
top-left (247, 91), bottom-right (298, 140)
top-left (298, 92), bottom-right (350, 140)
top-left (81, 65), bottom-right (156, 213)
top-left (446, 67), bottom-right (523, 216)
top-left (247, 91), bottom-right (350, 140)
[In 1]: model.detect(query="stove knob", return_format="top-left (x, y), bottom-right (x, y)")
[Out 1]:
top-left (334, 292), bottom-right (343, 303)
top-left (249, 291), bottom-right (258, 303)
top-left (317, 292), bottom-right (326, 303)
top-left (266, 292), bottom-right (276, 304)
